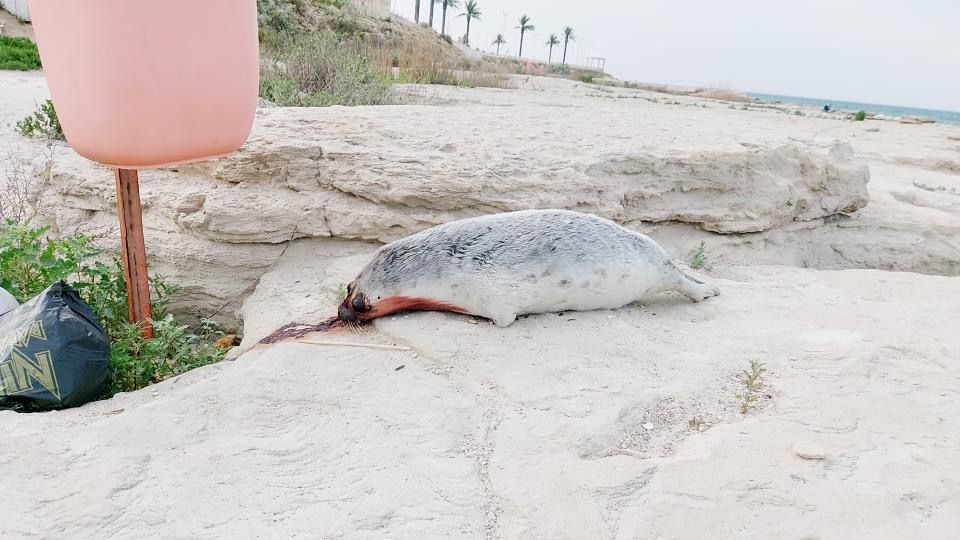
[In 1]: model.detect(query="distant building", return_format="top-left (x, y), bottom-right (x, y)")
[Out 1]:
top-left (349, 0), bottom-right (390, 17)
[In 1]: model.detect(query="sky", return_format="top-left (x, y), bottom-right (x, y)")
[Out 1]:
top-left (390, 0), bottom-right (960, 112)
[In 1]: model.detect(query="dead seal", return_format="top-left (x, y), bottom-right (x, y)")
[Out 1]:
top-left (338, 209), bottom-right (719, 327)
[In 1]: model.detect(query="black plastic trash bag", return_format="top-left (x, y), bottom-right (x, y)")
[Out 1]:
top-left (0, 282), bottom-right (111, 412)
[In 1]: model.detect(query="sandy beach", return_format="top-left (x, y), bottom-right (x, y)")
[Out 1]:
top-left (2, 69), bottom-right (960, 538)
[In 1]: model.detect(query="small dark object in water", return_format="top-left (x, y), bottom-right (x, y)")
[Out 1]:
top-left (259, 317), bottom-right (344, 344)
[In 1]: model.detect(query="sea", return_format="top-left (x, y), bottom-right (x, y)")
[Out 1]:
top-left (747, 92), bottom-right (960, 126)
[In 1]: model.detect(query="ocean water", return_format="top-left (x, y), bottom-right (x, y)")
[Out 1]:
top-left (747, 92), bottom-right (960, 125)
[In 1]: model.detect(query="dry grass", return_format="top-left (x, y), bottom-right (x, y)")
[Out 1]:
top-left (382, 43), bottom-right (514, 89)
top-left (621, 81), bottom-right (750, 103)
top-left (259, 31), bottom-right (515, 107)
top-left (0, 146), bottom-right (54, 223)
top-left (691, 87), bottom-right (750, 103)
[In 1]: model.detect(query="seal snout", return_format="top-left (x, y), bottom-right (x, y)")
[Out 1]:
top-left (338, 292), bottom-right (370, 322)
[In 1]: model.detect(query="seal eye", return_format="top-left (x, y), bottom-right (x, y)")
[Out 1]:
top-left (352, 294), bottom-right (368, 312)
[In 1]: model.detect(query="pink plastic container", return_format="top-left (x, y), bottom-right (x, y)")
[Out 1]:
top-left (29, 0), bottom-right (259, 169)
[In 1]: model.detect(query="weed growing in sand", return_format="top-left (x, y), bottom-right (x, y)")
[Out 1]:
top-left (0, 223), bottom-right (228, 394)
top-left (334, 282), bottom-right (348, 304)
top-left (689, 241), bottom-right (708, 270)
top-left (853, 110), bottom-right (867, 121)
top-left (16, 100), bottom-right (64, 141)
top-left (0, 35), bottom-right (41, 70)
top-left (688, 417), bottom-right (705, 431)
top-left (578, 74), bottom-right (595, 84)
top-left (0, 147), bottom-right (53, 223)
top-left (735, 359), bottom-right (767, 414)
top-left (260, 34), bottom-right (393, 107)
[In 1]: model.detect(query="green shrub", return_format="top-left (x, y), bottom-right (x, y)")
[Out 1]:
top-left (0, 222), bottom-right (227, 394)
top-left (689, 241), bottom-right (708, 270)
top-left (259, 34), bottom-right (393, 107)
top-left (735, 359), bottom-right (767, 414)
top-left (0, 35), bottom-right (41, 70)
top-left (0, 224), bottom-right (95, 302)
top-left (578, 74), bottom-right (595, 84)
top-left (854, 110), bottom-right (866, 121)
top-left (257, 0), bottom-right (294, 34)
top-left (16, 100), bottom-right (64, 140)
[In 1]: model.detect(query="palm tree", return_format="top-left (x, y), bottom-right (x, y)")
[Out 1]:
top-left (458, 0), bottom-right (482, 46)
top-left (414, 0), bottom-right (421, 23)
top-left (429, 0), bottom-right (436, 27)
top-left (492, 33), bottom-right (506, 55)
top-left (546, 34), bottom-right (560, 64)
top-left (562, 26), bottom-right (575, 64)
top-left (440, 0), bottom-right (461, 35)
top-left (516, 15), bottom-right (534, 58)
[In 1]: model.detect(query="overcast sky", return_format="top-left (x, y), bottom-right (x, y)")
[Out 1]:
top-left (391, 0), bottom-right (960, 111)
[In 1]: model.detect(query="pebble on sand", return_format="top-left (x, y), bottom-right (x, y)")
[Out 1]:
top-left (793, 442), bottom-right (826, 460)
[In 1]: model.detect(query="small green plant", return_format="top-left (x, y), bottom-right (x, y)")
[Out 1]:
top-left (0, 223), bottom-right (97, 301)
top-left (578, 74), bottom-right (595, 84)
top-left (334, 282), bottom-right (348, 304)
top-left (16, 100), bottom-right (65, 141)
top-left (109, 313), bottom-right (227, 393)
top-left (735, 359), bottom-right (767, 414)
top-left (853, 110), bottom-right (866, 121)
top-left (793, 109), bottom-right (803, 116)
top-left (0, 222), bottom-right (227, 394)
top-left (688, 416), bottom-right (705, 430)
top-left (0, 35), bottom-right (41, 70)
top-left (689, 241), bottom-right (708, 270)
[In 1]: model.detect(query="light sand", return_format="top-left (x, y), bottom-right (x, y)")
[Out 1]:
top-left (1, 70), bottom-right (960, 538)
top-left (3, 254), bottom-right (959, 538)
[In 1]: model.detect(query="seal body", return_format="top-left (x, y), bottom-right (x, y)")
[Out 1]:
top-left (339, 209), bottom-right (719, 327)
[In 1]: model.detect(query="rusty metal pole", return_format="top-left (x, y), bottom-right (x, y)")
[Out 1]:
top-left (114, 168), bottom-right (154, 338)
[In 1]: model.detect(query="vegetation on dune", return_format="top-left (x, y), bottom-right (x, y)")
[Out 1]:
top-left (260, 34), bottom-right (394, 107)
top-left (0, 222), bottom-right (229, 394)
top-left (735, 359), bottom-right (767, 414)
top-left (0, 35), bottom-right (41, 71)
top-left (257, 1), bottom-right (514, 105)
top-left (689, 241), bottom-right (709, 270)
top-left (15, 100), bottom-right (64, 140)
top-left (255, 1), bottom-right (596, 99)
